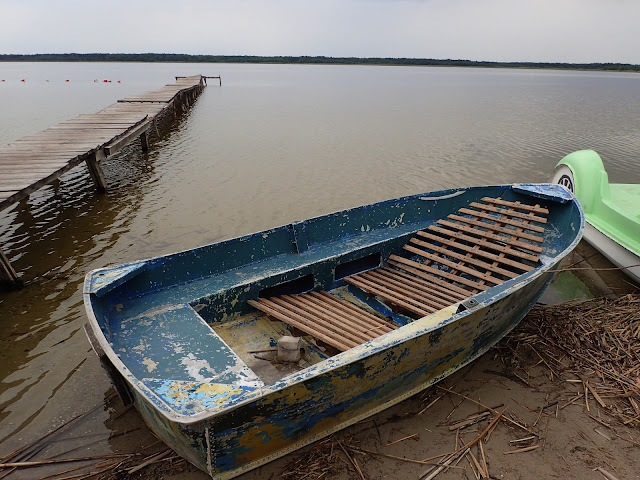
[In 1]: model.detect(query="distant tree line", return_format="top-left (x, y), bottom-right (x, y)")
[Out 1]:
top-left (1, 53), bottom-right (638, 72)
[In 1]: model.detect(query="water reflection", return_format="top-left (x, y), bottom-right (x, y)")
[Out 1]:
top-left (0, 110), bottom-right (190, 447)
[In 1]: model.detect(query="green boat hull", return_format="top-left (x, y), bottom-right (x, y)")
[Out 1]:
top-left (552, 149), bottom-right (640, 284)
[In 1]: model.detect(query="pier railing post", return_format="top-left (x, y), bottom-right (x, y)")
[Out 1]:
top-left (140, 131), bottom-right (149, 152)
top-left (85, 150), bottom-right (108, 192)
top-left (201, 75), bottom-right (221, 86)
top-left (0, 247), bottom-right (19, 287)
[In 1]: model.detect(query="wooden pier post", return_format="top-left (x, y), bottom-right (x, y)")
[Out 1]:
top-left (140, 131), bottom-right (149, 152)
top-left (0, 247), bottom-right (19, 287)
top-left (85, 150), bottom-right (108, 192)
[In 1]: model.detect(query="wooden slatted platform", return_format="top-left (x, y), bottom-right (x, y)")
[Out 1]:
top-left (249, 197), bottom-right (548, 351)
top-left (346, 197), bottom-right (548, 315)
top-left (248, 291), bottom-right (397, 352)
top-left (0, 75), bottom-right (212, 286)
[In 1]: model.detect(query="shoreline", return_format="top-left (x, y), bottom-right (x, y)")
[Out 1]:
top-left (1, 54), bottom-right (639, 73)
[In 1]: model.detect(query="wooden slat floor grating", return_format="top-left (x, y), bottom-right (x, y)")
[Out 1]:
top-left (248, 291), bottom-right (397, 352)
top-left (346, 196), bottom-right (547, 315)
top-left (248, 196), bottom-right (549, 351)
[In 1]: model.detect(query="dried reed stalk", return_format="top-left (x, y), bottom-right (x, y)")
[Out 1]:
top-left (497, 294), bottom-right (640, 427)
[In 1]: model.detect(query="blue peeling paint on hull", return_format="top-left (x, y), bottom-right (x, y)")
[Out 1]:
top-left (131, 270), bottom-right (553, 478)
top-left (83, 184), bottom-right (584, 479)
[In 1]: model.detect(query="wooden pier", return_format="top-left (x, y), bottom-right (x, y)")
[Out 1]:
top-left (0, 74), bottom-right (215, 286)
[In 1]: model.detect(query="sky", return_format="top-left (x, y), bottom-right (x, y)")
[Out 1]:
top-left (1, 0), bottom-right (639, 64)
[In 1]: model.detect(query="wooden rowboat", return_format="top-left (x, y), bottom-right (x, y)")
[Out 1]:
top-left (84, 183), bottom-right (583, 479)
top-left (552, 150), bottom-right (640, 284)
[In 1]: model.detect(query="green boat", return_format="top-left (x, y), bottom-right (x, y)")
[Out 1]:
top-left (552, 150), bottom-right (640, 284)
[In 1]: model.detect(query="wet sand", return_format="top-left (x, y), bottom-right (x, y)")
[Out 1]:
top-left (2, 242), bottom-right (638, 480)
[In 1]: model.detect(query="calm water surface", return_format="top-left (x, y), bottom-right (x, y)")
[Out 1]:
top-left (1, 62), bottom-right (639, 456)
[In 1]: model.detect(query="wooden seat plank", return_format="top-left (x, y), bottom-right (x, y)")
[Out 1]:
top-left (458, 208), bottom-right (545, 233)
top-left (407, 237), bottom-right (522, 278)
top-left (438, 219), bottom-right (543, 252)
top-left (386, 259), bottom-right (475, 297)
top-left (283, 295), bottom-right (374, 343)
top-left (311, 292), bottom-right (396, 334)
top-left (415, 230), bottom-right (534, 271)
top-left (481, 197), bottom-right (549, 214)
top-left (363, 270), bottom-right (450, 310)
top-left (402, 245), bottom-right (506, 285)
top-left (344, 275), bottom-right (434, 316)
top-left (489, 203), bottom-right (543, 282)
top-left (469, 202), bottom-right (547, 224)
top-left (304, 293), bottom-right (394, 335)
top-left (247, 298), bottom-right (354, 351)
top-left (426, 225), bottom-right (540, 262)
top-left (448, 214), bottom-right (544, 243)
top-left (377, 268), bottom-right (459, 304)
top-left (388, 255), bottom-right (490, 291)
top-left (248, 291), bottom-right (398, 352)
top-left (381, 266), bottom-right (467, 302)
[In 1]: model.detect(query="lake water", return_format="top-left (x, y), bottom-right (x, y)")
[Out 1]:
top-left (1, 62), bottom-right (639, 462)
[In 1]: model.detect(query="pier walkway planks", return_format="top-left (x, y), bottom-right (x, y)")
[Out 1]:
top-left (0, 74), bottom-right (211, 286)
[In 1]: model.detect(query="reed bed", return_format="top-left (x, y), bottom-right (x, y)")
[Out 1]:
top-left (497, 293), bottom-right (640, 427)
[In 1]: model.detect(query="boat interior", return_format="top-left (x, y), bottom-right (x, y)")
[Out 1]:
top-left (213, 196), bottom-right (550, 384)
top-left (89, 187), bottom-right (577, 414)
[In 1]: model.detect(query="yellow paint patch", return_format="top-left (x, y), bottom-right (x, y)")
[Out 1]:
top-left (415, 304), bottom-right (459, 330)
top-left (236, 423), bottom-right (290, 463)
top-left (165, 382), bottom-right (191, 402)
top-left (195, 382), bottom-right (244, 401)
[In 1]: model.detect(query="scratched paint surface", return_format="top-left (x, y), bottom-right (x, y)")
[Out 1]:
top-left (109, 304), bottom-right (264, 416)
top-left (84, 184), bottom-right (584, 478)
top-left (132, 271), bottom-right (553, 478)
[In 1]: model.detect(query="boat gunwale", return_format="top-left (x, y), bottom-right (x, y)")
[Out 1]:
top-left (83, 186), bottom-right (471, 298)
top-left (83, 183), bottom-right (584, 425)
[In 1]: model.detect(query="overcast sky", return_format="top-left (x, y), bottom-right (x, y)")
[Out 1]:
top-left (1, 0), bottom-right (638, 64)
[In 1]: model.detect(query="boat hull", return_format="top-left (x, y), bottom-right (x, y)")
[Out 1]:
top-left (583, 222), bottom-right (640, 284)
top-left (553, 149), bottom-right (640, 285)
top-left (83, 183), bottom-right (583, 479)
top-left (127, 269), bottom-right (553, 478)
